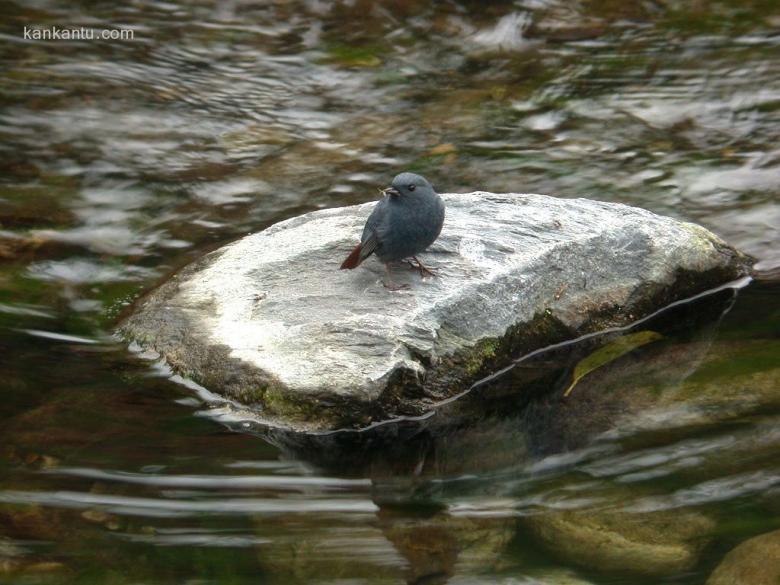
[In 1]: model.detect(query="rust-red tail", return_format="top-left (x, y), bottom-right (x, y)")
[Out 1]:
top-left (340, 243), bottom-right (362, 269)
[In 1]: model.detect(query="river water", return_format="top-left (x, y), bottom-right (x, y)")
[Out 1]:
top-left (1, 1), bottom-right (779, 584)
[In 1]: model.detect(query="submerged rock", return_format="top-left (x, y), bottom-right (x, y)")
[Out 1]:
top-left (706, 529), bottom-right (780, 585)
top-left (119, 192), bottom-right (752, 432)
top-left (525, 504), bottom-right (715, 576)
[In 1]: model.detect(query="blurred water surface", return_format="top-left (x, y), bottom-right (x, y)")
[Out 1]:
top-left (0, 0), bottom-right (779, 583)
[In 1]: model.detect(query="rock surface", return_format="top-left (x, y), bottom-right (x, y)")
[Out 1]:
top-left (120, 192), bottom-right (752, 431)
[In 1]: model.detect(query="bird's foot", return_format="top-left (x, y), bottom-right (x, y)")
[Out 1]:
top-left (405, 256), bottom-right (437, 278)
top-left (383, 264), bottom-right (410, 290)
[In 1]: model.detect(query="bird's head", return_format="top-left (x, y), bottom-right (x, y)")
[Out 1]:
top-left (383, 172), bottom-right (435, 199)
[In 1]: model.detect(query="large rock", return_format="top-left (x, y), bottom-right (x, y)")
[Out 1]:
top-left (119, 192), bottom-right (752, 432)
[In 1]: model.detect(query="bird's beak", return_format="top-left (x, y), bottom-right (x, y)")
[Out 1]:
top-left (383, 187), bottom-right (401, 198)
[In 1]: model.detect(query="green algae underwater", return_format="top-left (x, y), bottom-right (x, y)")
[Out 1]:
top-left (1, 0), bottom-right (779, 583)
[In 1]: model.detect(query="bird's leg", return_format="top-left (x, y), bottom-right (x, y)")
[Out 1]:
top-left (383, 263), bottom-right (409, 291)
top-left (407, 255), bottom-right (436, 278)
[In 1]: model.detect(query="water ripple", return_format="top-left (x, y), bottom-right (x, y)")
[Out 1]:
top-left (0, 490), bottom-right (378, 518)
top-left (44, 467), bottom-right (371, 490)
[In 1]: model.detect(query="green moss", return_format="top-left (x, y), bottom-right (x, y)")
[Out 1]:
top-left (258, 386), bottom-right (356, 429)
top-left (686, 340), bottom-right (780, 385)
top-left (261, 386), bottom-right (312, 418)
top-left (320, 43), bottom-right (384, 67)
top-left (660, 5), bottom-right (769, 36)
top-left (464, 338), bottom-right (500, 377)
top-left (417, 310), bottom-right (572, 403)
top-left (229, 382), bottom-right (269, 406)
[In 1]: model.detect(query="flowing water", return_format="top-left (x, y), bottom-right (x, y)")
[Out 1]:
top-left (1, 1), bottom-right (779, 583)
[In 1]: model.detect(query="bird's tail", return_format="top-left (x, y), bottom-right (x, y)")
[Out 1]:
top-left (340, 243), bottom-right (363, 269)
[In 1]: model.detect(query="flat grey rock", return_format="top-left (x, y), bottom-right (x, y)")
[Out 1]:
top-left (119, 192), bottom-right (752, 432)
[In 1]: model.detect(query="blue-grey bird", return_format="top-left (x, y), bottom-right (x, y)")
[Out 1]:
top-left (340, 172), bottom-right (445, 289)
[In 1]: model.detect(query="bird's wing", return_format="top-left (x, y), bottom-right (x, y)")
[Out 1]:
top-left (359, 231), bottom-right (378, 262)
top-left (359, 197), bottom-right (390, 261)
top-left (362, 197), bottom-right (387, 236)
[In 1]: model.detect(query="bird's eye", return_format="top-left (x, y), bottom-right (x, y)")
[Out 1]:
top-left (408, 184), bottom-right (416, 192)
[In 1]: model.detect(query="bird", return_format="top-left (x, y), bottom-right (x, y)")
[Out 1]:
top-left (340, 172), bottom-right (445, 290)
